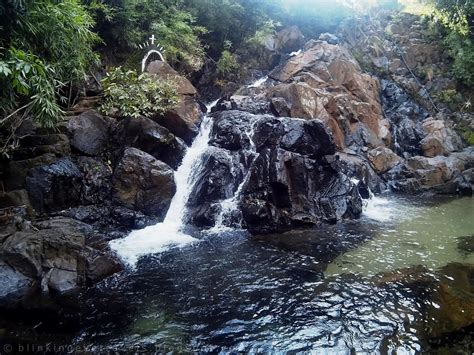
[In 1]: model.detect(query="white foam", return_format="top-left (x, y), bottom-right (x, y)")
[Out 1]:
top-left (247, 76), bottom-right (268, 88)
top-left (110, 100), bottom-right (219, 267)
top-left (289, 49), bottom-right (302, 56)
top-left (109, 223), bottom-right (196, 266)
top-left (363, 195), bottom-right (394, 222)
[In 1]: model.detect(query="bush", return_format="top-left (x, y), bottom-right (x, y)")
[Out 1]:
top-left (0, 0), bottom-right (98, 129)
top-left (216, 50), bottom-right (238, 76)
top-left (100, 67), bottom-right (179, 118)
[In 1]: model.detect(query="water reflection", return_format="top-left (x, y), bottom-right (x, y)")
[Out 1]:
top-left (73, 197), bottom-right (473, 352)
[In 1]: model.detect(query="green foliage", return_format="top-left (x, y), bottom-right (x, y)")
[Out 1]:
top-left (100, 67), bottom-right (179, 118)
top-left (457, 120), bottom-right (474, 146)
top-left (20, 0), bottom-right (100, 83)
top-left (91, 0), bottom-right (206, 71)
top-left (444, 32), bottom-right (474, 87)
top-left (0, 48), bottom-right (62, 128)
top-left (183, 0), bottom-right (270, 58)
top-left (246, 19), bottom-right (277, 49)
top-left (1, 0), bottom-right (98, 128)
top-left (151, 10), bottom-right (207, 71)
top-left (423, 0), bottom-right (474, 87)
top-left (216, 50), bottom-right (238, 76)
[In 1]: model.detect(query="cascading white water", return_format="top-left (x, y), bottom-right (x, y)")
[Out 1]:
top-left (110, 100), bottom-right (219, 266)
top-left (289, 49), bottom-right (302, 56)
top-left (209, 76), bottom-right (268, 233)
top-left (247, 76), bottom-right (268, 88)
top-left (362, 188), bottom-right (398, 222)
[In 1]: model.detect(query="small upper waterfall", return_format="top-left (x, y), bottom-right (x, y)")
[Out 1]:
top-left (247, 76), bottom-right (268, 88)
top-left (110, 100), bottom-right (219, 266)
top-left (210, 121), bottom-right (258, 232)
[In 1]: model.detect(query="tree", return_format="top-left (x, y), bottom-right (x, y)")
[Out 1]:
top-left (428, 0), bottom-right (474, 86)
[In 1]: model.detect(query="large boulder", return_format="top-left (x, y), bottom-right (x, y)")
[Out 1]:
top-left (112, 148), bottom-right (176, 218)
top-left (114, 116), bottom-right (186, 169)
top-left (273, 26), bottom-right (305, 53)
top-left (147, 60), bottom-right (197, 96)
top-left (241, 147), bottom-right (362, 234)
top-left (66, 110), bottom-right (111, 156)
top-left (191, 111), bottom-right (362, 233)
top-left (420, 117), bottom-right (463, 157)
top-left (387, 147), bottom-right (474, 195)
top-left (26, 158), bottom-right (83, 215)
top-left (367, 147), bottom-right (401, 174)
top-left (154, 96), bottom-right (203, 144)
top-left (267, 40), bottom-right (384, 152)
top-left (0, 217), bottom-right (121, 309)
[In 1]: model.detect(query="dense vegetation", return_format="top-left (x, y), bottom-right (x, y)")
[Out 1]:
top-left (429, 0), bottom-right (474, 86)
top-left (0, 0), bottom-right (472, 143)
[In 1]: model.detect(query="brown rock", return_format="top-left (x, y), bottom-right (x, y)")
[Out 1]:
top-left (156, 96), bottom-right (203, 144)
top-left (274, 26), bottom-right (305, 53)
top-left (367, 147), bottom-right (401, 173)
top-left (147, 60), bottom-right (197, 96)
top-left (420, 118), bottom-right (463, 157)
top-left (425, 263), bottom-right (474, 337)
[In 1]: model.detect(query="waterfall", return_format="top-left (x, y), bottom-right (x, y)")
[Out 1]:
top-left (289, 49), bottom-right (302, 56)
top-left (247, 76), bottom-right (268, 88)
top-left (110, 100), bottom-right (219, 266)
top-left (362, 189), bottom-right (394, 222)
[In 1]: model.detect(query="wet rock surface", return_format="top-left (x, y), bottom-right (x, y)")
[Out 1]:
top-left (66, 111), bottom-right (112, 156)
top-left (112, 147), bottom-right (176, 219)
top-left (114, 116), bottom-right (186, 169)
top-left (26, 158), bottom-right (83, 215)
top-left (188, 110), bottom-right (362, 233)
top-left (0, 217), bottom-right (122, 310)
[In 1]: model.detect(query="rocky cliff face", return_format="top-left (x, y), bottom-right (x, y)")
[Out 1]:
top-left (213, 12), bottom-right (473, 199)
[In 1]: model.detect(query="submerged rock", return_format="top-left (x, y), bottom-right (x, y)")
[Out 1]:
top-left (425, 263), bottom-right (474, 338)
top-left (112, 147), bottom-right (176, 219)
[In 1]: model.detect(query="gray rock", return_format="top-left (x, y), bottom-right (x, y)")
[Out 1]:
top-left (0, 217), bottom-right (122, 309)
top-left (66, 110), bottom-right (111, 156)
top-left (114, 116), bottom-right (186, 169)
top-left (112, 147), bottom-right (176, 218)
top-left (26, 158), bottom-right (83, 215)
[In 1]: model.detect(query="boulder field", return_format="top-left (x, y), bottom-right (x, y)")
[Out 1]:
top-left (0, 13), bottom-right (473, 311)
